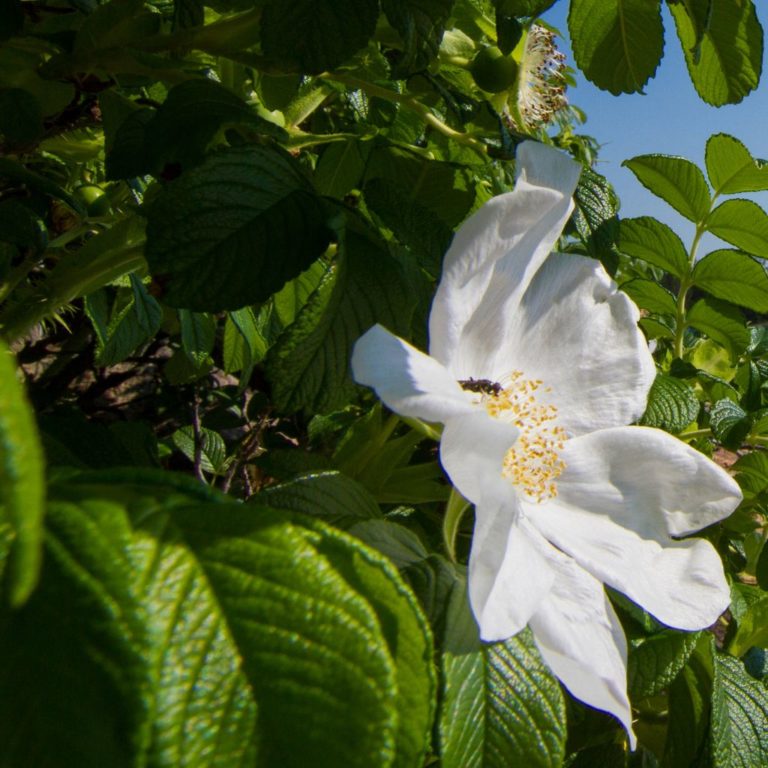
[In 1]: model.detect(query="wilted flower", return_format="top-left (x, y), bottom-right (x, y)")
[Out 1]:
top-left (351, 141), bottom-right (741, 746)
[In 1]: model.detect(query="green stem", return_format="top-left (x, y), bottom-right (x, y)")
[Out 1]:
top-left (674, 223), bottom-right (706, 359)
top-left (324, 73), bottom-right (488, 157)
top-left (679, 427), bottom-right (712, 441)
top-left (443, 487), bottom-right (471, 563)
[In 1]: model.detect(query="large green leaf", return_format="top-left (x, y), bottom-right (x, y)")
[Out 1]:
top-left (669, 0), bottom-right (763, 106)
top-left (1, 473), bottom-right (435, 768)
top-left (692, 249), bottom-right (768, 313)
top-left (570, 166), bottom-right (620, 269)
top-left (640, 374), bottom-right (699, 433)
top-left (711, 653), bottom-right (768, 767)
top-left (0, 341), bottom-right (45, 605)
top-left (260, 0), bottom-right (379, 73)
top-left (710, 398), bottom-right (751, 449)
top-left (265, 214), bottom-right (414, 414)
top-left (568, 0), bottom-right (663, 94)
top-left (706, 199), bottom-right (768, 258)
top-left (438, 576), bottom-right (566, 768)
top-left (623, 154), bottom-right (711, 223)
top-left (728, 597), bottom-right (768, 657)
top-left (706, 133), bottom-right (768, 195)
top-left (144, 145), bottom-right (334, 311)
top-left (618, 216), bottom-right (689, 278)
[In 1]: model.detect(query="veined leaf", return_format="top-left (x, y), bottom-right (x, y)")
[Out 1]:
top-left (706, 133), bottom-right (768, 195)
top-left (261, 0), bottom-right (379, 73)
top-left (0, 341), bottom-right (44, 605)
top-left (1, 474), bottom-right (435, 768)
top-left (178, 310), bottom-right (216, 366)
top-left (692, 249), bottom-right (768, 313)
top-left (145, 145), bottom-right (334, 312)
top-left (265, 214), bottom-right (414, 414)
top-left (623, 154), bottom-right (711, 223)
top-left (670, 0), bottom-right (763, 107)
top-left (710, 398), bottom-right (750, 449)
top-left (172, 425), bottom-right (227, 474)
top-left (438, 576), bottom-right (566, 767)
top-left (706, 199), bottom-right (768, 258)
top-left (618, 216), bottom-right (689, 278)
top-left (711, 653), bottom-right (768, 767)
top-left (568, 0), bottom-right (663, 94)
top-left (628, 630), bottom-right (701, 700)
top-left (728, 597), bottom-right (768, 657)
top-left (640, 374), bottom-right (699, 433)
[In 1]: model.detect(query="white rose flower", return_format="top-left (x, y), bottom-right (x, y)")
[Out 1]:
top-left (351, 141), bottom-right (742, 746)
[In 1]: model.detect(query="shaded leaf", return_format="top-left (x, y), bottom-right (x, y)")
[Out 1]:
top-left (710, 398), bottom-right (750, 449)
top-left (621, 278), bottom-right (676, 316)
top-left (261, 0), bottom-right (379, 73)
top-left (144, 145), bottom-right (334, 311)
top-left (628, 630), bottom-right (701, 699)
top-left (0, 341), bottom-right (44, 605)
top-left (687, 297), bottom-right (750, 357)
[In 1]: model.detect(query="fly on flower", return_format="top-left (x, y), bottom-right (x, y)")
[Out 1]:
top-left (351, 141), bottom-right (742, 748)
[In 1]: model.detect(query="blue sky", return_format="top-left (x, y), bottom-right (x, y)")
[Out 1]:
top-left (541, 2), bottom-right (768, 251)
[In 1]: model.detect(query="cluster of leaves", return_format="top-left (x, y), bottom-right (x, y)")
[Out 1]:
top-left (1, 0), bottom-right (768, 766)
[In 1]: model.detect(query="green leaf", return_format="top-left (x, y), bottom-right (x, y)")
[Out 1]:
top-left (314, 140), bottom-right (368, 198)
top-left (728, 597), bottom-right (768, 656)
top-left (222, 307), bottom-right (267, 376)
top-left (0, 198), bottom-right (47, 253)
top-left (144, 145), bottom-right (334, 311)
top-left (706, 199), bottom-right (768, 258)
top-left (570, 166), bottom-right (620, 270)
top-left (496, 0), bottom-right (557, 16)
top-left (265, 215), bottom-right (414, 414)
top-left (113, 78), bottom-right (287, 178)
top-left (687, 297), bottom-right (750, 357)
top-left (256, 470), bottom-right (383, 524)
top-left (711, 653), bottom-right (768, 767)
top-left (261, 0), bottom-right (379, 73)
top-left (171, 426), bottom-right (227, 474)
top-left (621, 278), bottom-right (677, 315)
top-left (6, 473), bottom-right (436, 768)
top-left (623, 154), bottom-right (711, 223)
top-left (640, 374), bottom-right (699, 433)
top-left (669, 0), bottom-right (763, 107)
top-left (757, 546), bottom-right (768, 591)
top-left (73, 0), bottom-right (161, 56)
top-left (618, 216), bottom-right (689, 278)
top-left (0, 157), bottom-right (85, 216)
top-left (710, 398), bottom-right (751, 449)
top-left (568, 0), bottom-right (663, 94)
top-left (178, 310), bottom-right (216, 366)
top-left (382, 0), bottom-right (454, 75)
top-left (692, 249), bottom-right (768, 313)
top-left (628, 630), bottom-right (701, 699)
top-left (706, 133), bottom-right (768, 195)
top-left (438, 577), bottom-right (566, 767)
top-left (664, 635), bottom-right (714, 768)
top-left (0, 341), bottom-right (44, 605)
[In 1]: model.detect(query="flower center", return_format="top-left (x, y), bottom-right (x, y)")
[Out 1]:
top-left (461, 371), bottom-right (567, 503)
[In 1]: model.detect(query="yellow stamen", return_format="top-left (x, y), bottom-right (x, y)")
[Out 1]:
top-left (481, 370), bottom-right (567, 503)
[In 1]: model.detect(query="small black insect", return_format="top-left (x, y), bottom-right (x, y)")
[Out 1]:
top-left (458, 377), bottom-right (503, 396)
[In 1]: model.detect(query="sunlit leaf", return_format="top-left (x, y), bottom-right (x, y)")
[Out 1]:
top-left (623, 154), bottom-right (711, 223)
top-left (568, 0), bottom-right (663, 94)
top-left (706, 199), bottom-right (768, 258)
top-left (640, 374), bottom-right (699, 433)
top-left (692, 249), bottom-right (768, 312)
top-left (706, 133), bottom-right (768, 195)
top-left (618, 216), bottom-right (689, 278)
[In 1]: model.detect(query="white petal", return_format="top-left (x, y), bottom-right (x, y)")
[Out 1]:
top-left (441, 414), bottom-right (555, 640)
top-left (351, 324), bottom-right (474, 423)
top-left (489, 252), bottom-right (657, 435)
top-left (527, 426), bottom-right (740, 630)
top-left (528, 547), bottom-right (636, 749)
top-left (429, 142), bottom-right (581, 377)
